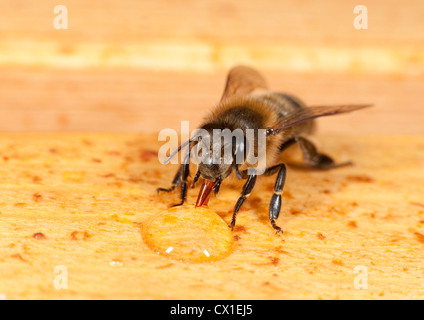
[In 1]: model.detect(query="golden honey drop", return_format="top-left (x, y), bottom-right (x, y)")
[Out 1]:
top-left (142, 205), bottom-right (233, 263)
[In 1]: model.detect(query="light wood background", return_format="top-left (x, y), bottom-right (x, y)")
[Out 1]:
top-left (0, 0), bottom-right (423, 300)
top-left (0, 0), bottom-right (423, 134)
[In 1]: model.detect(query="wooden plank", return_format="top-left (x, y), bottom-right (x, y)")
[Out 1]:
top-left (0, 133), bottom-right (423, 299)
top-left (0, 68), bottom-right (423, 134)
top-left (0, 1), bottom-right (423, 73)
top-left (0, 1), bottom-right (422, 133)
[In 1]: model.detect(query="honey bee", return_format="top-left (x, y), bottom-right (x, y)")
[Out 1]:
top-left (158, 66), bottom-right (371, 233)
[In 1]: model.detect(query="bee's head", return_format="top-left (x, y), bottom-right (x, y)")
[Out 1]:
top-left (197, 143), bottom-right (234, 180)
top-left (193, 130), bottom-right (243, 207)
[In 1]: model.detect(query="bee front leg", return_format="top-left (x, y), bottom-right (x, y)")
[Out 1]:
top-left (265, 163), bottom-right (286, 234)
top-left (157, 153), bottom-right (190, 207)
top-left (171, 160), bottom-right (190, 207)
top-left (229, 172), bottom-right (257, 230)
top-left (191, 170), bottom-right (200, 188)
top-left (156, 165), bottom-right (182, 193)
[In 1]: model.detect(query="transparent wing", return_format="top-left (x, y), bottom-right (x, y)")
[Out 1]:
top-left (271, 104), bottom-right (373, 134)
top-left (220, 65), bottom-right (268, 102)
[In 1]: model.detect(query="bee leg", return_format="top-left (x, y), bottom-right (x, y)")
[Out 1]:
top-left (229, 173), bottom-right (257, 230)
top-left (157, 151), bottom-right (190, 207)
top-left (278, 137), bottom-right (297, 152)
top-left (265, 163), bottom-right (286, 234)
top-left (170, 159), bottom-right (190, 207)
top-left (156, 165), bottom-right (182, 193)
top-left (296, 137), bottom-right (352, 170)
top-left (191, 170), bottom-right (200, 188)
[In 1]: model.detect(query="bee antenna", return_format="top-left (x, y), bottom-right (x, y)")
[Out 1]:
top-left (164, 133), bottom-right (200, 164)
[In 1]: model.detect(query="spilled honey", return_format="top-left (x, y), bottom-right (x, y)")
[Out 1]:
top-left (142, 205), bottom-right (233, 263)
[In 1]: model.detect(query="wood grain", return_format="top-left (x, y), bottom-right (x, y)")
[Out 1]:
top-left (0, 1), bottom-right (423, 134)
top-left (0, 0), bottom-right (423, 300)
top-left (0, 0), bottom-right (423, 73)
top-left (0, 133), bottom-right (423, 299)
top-left (0, 0), bottom-right (424, 134)
top-left (0, 68), bottom-right (422, 134)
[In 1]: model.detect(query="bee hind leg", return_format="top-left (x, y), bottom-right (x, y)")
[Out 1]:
top-left (296, 137), bottom-right (352, 170)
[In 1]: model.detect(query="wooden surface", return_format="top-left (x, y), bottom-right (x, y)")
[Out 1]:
top-left (1, 68), bottom-right (423, 135)
top-left (1, 0), bottom-right (423, 72)
top-left (0, 133), bottom-right (423, 299)
top-left (0, 0), bottom-right (423, 300)
top-left (0, 0), bottom-right (423, 134)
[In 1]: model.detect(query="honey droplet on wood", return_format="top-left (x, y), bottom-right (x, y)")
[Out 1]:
top-left (142, 205), bottom-right (233, 263)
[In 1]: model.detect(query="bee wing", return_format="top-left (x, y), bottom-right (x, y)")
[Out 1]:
top-left (220, 65), bottom-right (268, 102)
top-left (271, 104), bottom-right (372, 134)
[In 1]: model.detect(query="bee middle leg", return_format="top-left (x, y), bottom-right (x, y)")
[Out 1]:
top-left (264, 163), bottom-right (287, 234)
top-left (296, 137), bottom-right (352, 170)
top-left (230, 165), bottom-right (286, 233)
